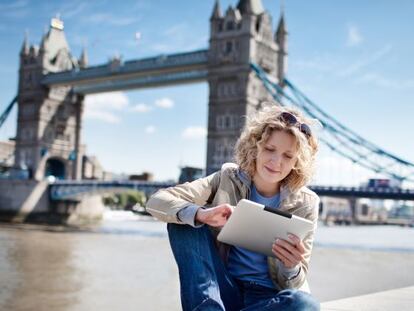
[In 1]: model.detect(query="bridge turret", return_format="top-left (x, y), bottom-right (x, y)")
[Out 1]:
top-left (20, 32), bottom-right (30, 56)
top-left (210, 0), bottom-right (223, 38)
top-left (211, 0), bottom-right (222, 20)
top-left (206, 0), bottom-right (278, 174)
top-left (236, 0), bottom-right (264, 15)
top-left (37, 17), bottom-right (76, 73)
top-left (275, 8), bottom-right (288, 87)
top-left (79, 47), bottom-right (88, 68)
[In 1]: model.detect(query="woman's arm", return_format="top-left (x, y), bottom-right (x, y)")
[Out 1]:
top-left (146, 171), bottom-right (221, 224)
top-left (269, 195), bottom-right (320, 289)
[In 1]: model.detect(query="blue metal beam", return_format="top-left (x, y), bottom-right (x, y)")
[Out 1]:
top-left (0, 96), bottom-right (17, 129)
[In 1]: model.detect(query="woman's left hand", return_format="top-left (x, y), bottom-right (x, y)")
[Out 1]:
top-left (272, 233), bottom-right (305, 269)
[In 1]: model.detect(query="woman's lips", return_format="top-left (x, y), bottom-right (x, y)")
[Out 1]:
top-left (264, 166), bottom-right (280, 174)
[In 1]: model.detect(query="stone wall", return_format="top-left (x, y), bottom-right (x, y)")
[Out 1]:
top-left (0, 180), bottom-right (49, 215)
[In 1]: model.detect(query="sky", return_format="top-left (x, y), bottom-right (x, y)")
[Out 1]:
top-left (0, 0), bottom-right (413, 186)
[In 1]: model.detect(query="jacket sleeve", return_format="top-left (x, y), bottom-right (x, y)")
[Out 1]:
top-left (145, 171), bottom-right (220, 224)
top-left (269, 195), bottom-right (320, 290)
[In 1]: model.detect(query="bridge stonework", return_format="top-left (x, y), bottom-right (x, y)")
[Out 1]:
top-left (17, 18), bottom-right (85, 181)
top-left (15, 0), bottom-right (287, 180)
top-left (206, 0), bottom-right (286, 174)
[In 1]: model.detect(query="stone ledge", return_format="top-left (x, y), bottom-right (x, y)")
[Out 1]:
top-left (321, 286), bottom-right (414, 311)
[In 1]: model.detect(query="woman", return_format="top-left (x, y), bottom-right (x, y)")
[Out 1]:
top-left (146, 104), bottom-right (320, 310)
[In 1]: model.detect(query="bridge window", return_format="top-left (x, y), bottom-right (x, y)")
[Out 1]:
top-left (216, 115), bottom-right (224, 129)
top-left (216, 114), bottom-right (239, 130)
top-left (255, 18), bottom-right (261, 33)
top-left (225, 115), bottom-right (231, 128)
top-left (226, 21), bottom-right (234, 31)
top-left (225, 41), bottom-right (233, 54)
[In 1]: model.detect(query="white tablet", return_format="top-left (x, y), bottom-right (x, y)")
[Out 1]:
top-left (217, 199), bottom-right (314, 257)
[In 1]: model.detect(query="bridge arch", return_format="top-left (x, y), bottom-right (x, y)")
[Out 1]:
top-left (44, 157), bottom-right (66, 180)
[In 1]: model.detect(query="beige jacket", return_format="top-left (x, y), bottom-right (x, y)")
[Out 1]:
top-left (146, 163), bottom-right (320, 291)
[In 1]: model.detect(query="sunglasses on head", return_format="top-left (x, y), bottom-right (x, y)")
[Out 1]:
top-left (278, 112), bottom-right (312, 137)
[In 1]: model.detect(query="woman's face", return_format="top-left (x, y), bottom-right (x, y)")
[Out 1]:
top-left (254, 130), bottom-right (298, 194)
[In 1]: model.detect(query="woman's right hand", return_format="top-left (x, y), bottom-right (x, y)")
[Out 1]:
top-left (195, 204), bottom-right (235, 227)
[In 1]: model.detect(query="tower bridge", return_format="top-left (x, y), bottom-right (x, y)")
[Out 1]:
top-left (2, 0), bottom-right (286, 182)
top-left (1, 0), bottom-right (413, 224)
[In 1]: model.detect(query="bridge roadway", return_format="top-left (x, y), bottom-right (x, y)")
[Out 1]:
top-left (49, 180), bottom-right (414, 201)
top-left (41, 49), bottom-right (209, 94)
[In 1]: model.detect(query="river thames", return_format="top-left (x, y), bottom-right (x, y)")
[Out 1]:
top-left (1, 210), bottom-right (413, 311)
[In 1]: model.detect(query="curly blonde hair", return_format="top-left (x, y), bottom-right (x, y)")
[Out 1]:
top-left (234, 104), bottom-right (319, 192)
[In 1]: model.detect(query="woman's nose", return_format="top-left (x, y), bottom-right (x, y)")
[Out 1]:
top-left (269, 153), bottom-right (281, 166)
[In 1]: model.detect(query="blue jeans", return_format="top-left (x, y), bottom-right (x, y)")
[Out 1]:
top-left (167, 223), bottom-right (320, 311)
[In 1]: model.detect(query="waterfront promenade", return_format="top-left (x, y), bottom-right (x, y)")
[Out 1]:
top-left (0, 211), bottom-right (413, 310)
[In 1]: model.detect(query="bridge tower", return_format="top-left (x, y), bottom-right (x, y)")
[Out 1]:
top-left (206, 0), bottom-right (287, 174)
top-left (16, 18), bottom-right (85, 181)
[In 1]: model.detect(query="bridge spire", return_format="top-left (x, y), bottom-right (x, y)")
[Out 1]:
top-left (211, 0), bottom-right (222, 19)
top-left (236, 0), bottom-right (264, 15)
top-left (79, 46), bottom-right (88, 68)
top-left (20, 30), bottom-right (29, 55)
top-left (275, 1), bottom-right (288, 87)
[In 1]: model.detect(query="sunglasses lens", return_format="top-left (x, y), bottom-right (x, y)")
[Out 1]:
top-left (300, 124), bottom-right (312, 137)
top-left (279, 112), bottom-right (312, 137)
top-left (280, 112), bottom-right (297, 125)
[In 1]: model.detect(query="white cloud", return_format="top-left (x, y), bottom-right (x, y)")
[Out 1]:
top-left (145, 126), bottom-right (156, 134)
top-left (132, 103), bottom-right (152, 113)
top-left (356, 72), bottom-right (414, 90)
top-left (338, 44), bottom-right (392, 77)
top-left (84, 91), bottom-right (129, 123)
top-left (148, 20), bottom-right (208, 54)
top-left (60, 1), bottom-right (89, 19)
top-left (85, 13), bottom-right (137, 26)
top-left (182, 126), bottom-right (207, 139)
top-left (346, 25), bottom-right (363, 47)
top-left (154, 97), bottom-right (174, 109)
top-left (84, 111), bottom-right (120, 124)
top-left (164, 23), bottom-right (187, 37)
top-left (0, 0), bottom-right (28, 10)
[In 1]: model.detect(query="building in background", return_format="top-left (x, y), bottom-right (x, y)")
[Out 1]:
top-left (0, 140), bottom-right (15, 172)
top-left (129, 172), bottom-right (153, 181)
top-left (178, 166), bottom-right (204, 183)
top-left (82, 155), bottom-right (105, 180)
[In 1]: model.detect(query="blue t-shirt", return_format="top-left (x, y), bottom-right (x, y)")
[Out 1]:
top-left (227, 184), bottom-right (280, 288)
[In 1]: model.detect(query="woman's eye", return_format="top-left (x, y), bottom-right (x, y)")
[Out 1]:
top-left (284, 154), bottom-right (293, 159)
top-left (265, 147), bottom-right (274, 152)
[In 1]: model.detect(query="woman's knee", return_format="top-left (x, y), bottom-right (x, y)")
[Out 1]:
top-left (277, 289), bottom-right (320, 311)
top-left (167, 223), bottom-right (213, 254)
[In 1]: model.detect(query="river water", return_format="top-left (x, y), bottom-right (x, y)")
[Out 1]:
top-left (1, 210), bottom-right (413, 310)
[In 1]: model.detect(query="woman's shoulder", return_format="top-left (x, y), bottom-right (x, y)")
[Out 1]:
top-left (220, 162), bottom-right (239, 172)
top-left (287, 186), bottom-right (319, 208)
top-left (217, 162), bottom-right (240, 180)
top-left (299, 186), bottom-right (319, 200)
